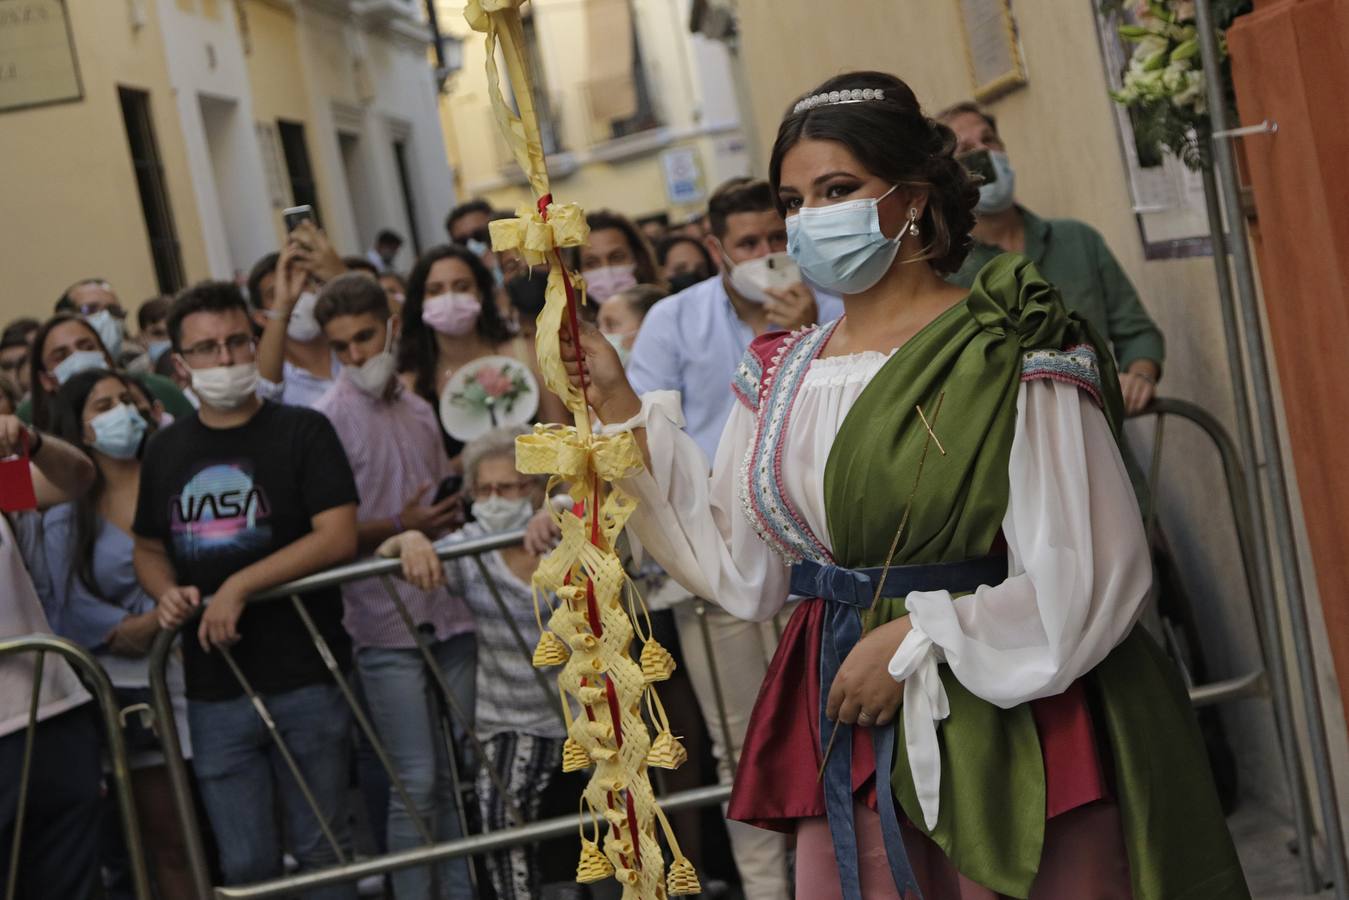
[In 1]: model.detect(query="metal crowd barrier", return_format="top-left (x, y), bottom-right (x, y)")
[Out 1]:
top-left (0, 634), bottom-right (152, 900)
top-left (145, 527), bottom-right (734, 899)
top-left (8, 399), bottom-right (1315, 899)
top-left (1130, 397), bottom-right (1322, 886)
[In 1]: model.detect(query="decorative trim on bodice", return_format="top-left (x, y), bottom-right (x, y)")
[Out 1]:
top-left (1022, 344), bottom-right (1103, 408)
top-left (738, 322), bottom-right (839, 565)
top-left (732, 349), bottom-right (763, 413)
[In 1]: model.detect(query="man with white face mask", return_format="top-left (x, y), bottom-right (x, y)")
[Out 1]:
top-left (57, 278), bottom-right (129, 360)
top-left (310, 273), bottom-right (478, 899)
top-left (940, 102), bottom-right (1165, 416)
top-left (254, 221), bottom-right (348, 408)
top-left (611, 178), bottom-right (843, 900)
top-left (132, 282), bottom-right (362, 897)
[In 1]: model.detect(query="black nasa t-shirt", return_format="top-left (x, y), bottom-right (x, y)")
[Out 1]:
top-left (133, 401), bottom-right (358, 701)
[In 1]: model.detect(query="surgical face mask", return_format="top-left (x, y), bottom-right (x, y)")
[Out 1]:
top-left (668, 270), bottom-right (708, 294)
top-left (53, 350), bottom-right (107, 385)
top-left (89, 403), bottom-right (147, 460)
top-left (146, 339), bottom-right (172, 364)
top-left (585, 265), bottom-right (638, 304)
top-left (421, 292), bottom-right (482, 337)
top-left (975, 151), bottom-right (1017, 215)
top-left (189, 361), bottom-right (258, 411)
top-left (471, 495), bottom-right (534, 533)
top-left (86, 310), bottom-right (124, 358)
top-left (603, 331), bottom-right (633, 368)
top-left (287, 291), bottom-right (322, 343)
top-left (786, 184), bottom-right (902, 295)
top-left (465, 237), bottom-right (491, 260)
top-left (346, 321), bottom-right (398, 397)
top-left (725, 252), bottom-right (796, 305)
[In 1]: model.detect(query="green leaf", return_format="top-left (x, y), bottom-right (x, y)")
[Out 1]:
top-left (1171, 39), bottom-right (1199, 62)
top-left (1118, 24), bottom-right (1151, 39)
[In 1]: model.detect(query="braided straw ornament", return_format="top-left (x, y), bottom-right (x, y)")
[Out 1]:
top-left (465, 2), bottom-right (700, 895)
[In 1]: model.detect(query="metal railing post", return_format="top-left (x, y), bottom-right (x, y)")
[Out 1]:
top-left (4, 652), bottom-right (42, 900)
top-left (0, 636), bottom-right (153, 900)
top-left (1194, 1), bottom-right (1348, 891)
top-left (147, 629), bottom-right (214, 899)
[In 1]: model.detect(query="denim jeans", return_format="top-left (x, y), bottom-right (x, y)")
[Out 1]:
top-left (188, 682), bottom-right (356, 900)
top-left (358, 632), bottom-right (476, 900)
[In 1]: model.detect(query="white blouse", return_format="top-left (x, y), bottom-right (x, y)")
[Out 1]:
top-left (612, 348), bottom-right (1152, 828)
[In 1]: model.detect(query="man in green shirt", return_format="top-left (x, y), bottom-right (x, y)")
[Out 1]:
top-left (941, 102), bottom-right (1164, 415)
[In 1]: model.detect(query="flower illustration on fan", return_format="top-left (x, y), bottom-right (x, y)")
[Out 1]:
top-left (449, 359), bottom-right (533, 427)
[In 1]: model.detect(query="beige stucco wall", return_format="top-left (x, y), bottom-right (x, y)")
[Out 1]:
top-left (241, 0), bottom-right (341, 246)
top-left (437, 0), bottom-right (751, 225)
top-left (0, 1), bottom-right (209, 322)
top-left (733, 0), bottom-right (1345, 817)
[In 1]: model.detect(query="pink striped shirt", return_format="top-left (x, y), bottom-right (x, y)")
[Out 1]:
top-left (315, 374), bottom-right (475, 649)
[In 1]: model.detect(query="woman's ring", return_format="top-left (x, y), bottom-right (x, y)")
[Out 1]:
top-left (857, 710), bottom-right (874, 725)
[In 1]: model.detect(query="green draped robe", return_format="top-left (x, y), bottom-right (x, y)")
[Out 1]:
top-left (822, 255), bottom-right (1248, 899)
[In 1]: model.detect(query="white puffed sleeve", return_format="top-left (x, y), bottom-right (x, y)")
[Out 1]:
top-left (610, 391), bottom-right (790, 621)
top-left (888, 377), bottom-right (1151, 828)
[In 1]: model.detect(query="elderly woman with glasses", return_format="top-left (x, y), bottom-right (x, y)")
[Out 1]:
top-left (379, 426), bottom-right (572, 900)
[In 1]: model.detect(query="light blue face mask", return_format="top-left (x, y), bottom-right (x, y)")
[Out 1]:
top-left (53, 349), bottom-right (107, 385)
top-left (786, 184), bottom-right (902, 295)
top-left (975, 150), bottom-right (1017, 215)
top-left (147, 339), bottom-right (173, 364)
top-left (90, 403), bottom-right (148, 460)
top-left (86, 310), bottom-right (124, 358)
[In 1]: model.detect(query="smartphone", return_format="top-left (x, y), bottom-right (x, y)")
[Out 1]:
top-left (433, 474), bottom-right (463, 505)
top-left (957, 149), bottom-right (997, 186)
top-left (760, 252), bottom-right (802, 290)
top-left (283, 205), bottom-right (315, 232)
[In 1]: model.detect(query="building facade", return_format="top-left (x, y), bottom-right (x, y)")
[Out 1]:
top-left (0, 0), bottom-right (454, 323)
top-left (435, 0), bottom-right (751, 229)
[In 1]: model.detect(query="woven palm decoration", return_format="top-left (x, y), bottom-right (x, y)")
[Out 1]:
top-left (464, 2), bottom-right (699, 897)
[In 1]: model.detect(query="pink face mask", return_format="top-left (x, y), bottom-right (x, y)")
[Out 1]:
top-left (585, 264), bottom-right (638, 304)
top-left (421, 292), bottom-right (482, 336)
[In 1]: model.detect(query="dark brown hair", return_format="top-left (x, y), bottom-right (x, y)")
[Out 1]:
top-left (936, 100), bottom-right (999, 136)
top-left (315, 272), bottom-right (390, 327)
top-left (706, 177), bottom-right (777, 238)
top-left (28, 314), bottom-right (110, 432)
top-left (769, 71), bottom-right (979, 275)
top-left (396, 244), bottom-right (511, 408)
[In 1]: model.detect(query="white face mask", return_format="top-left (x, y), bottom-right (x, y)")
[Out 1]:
top-left (471, 495), bottom-right (534, 533)
top-left (189, 361), bottom-right (258, 411)
top-left (287, 291), bottom-right (322, 343)
top-left (53, 349), bottom-right (108, 385)
top-left (724, 251), bottom-right (799, 305)
top-left (87, 310), bottom-right (125, 358)
top-left (346, 321), bottom-right (398, 397)
top-left (89, 403), bottom-right (148, 460)
top-left (975, 151), bottom-right (1017, 215)
top-left (602, 331), bottom-right (633, 368)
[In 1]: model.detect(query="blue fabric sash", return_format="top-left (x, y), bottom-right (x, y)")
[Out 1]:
top-left (790, 555), bottom-right (1008, 900)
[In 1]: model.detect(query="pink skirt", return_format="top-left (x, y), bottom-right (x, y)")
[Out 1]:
top-left (796, 799), bottom-right (1133, 899)
top-left (728, 596), bottom-right (1109, 829)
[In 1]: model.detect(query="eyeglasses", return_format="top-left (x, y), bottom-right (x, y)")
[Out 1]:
top-left (180, 334), bottom-right (256, 364)
top-left (472, 479), bottom-right (534, 499)
top-left (76, 303), bottom-right (126, 319)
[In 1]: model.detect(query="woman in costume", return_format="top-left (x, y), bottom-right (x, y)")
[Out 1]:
top-left (559, 72), bottom-right (1248, 899)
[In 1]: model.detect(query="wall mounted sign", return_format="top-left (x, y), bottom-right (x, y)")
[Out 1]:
top-left (956, 0), bottom-right (1027, 102)
top-left (0, 0), bottom-right (82, 113)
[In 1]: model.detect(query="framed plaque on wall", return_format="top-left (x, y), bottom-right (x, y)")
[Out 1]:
top-left (956, 0), bottom-right (1027, 102)
top-left (0, 0), bottom-right (82, 113)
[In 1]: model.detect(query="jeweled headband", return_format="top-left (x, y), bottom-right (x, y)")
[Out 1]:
top-left (792, 87), bottom-right (886, 115)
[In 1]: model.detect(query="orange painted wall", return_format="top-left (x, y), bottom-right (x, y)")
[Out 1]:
top-left (1227, 0), bottom-right (1349, 723)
